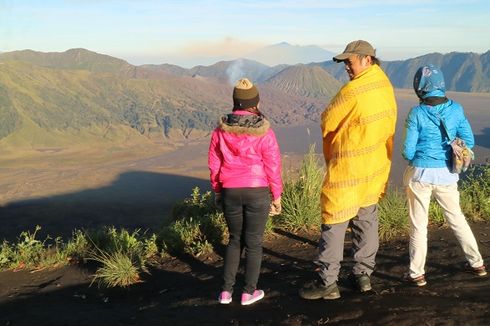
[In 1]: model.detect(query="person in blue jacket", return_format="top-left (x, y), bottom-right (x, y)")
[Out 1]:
top-left (402, 64), bottom-right (486, 286)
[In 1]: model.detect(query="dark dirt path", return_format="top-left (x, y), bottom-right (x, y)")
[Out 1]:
top-left (1, 222), bottom-right (489, 326)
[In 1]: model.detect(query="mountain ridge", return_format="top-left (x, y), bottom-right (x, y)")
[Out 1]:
top-left (314, 51), bottom-right (490, 92)
top-left (0, 48), bottom-right (132, 73)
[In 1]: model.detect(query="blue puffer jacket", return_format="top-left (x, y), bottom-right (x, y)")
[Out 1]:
top-left (402, 99), bottom-right (474, 168)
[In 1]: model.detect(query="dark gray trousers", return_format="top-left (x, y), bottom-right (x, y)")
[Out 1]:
top-left (315, 204), bottom-right (379, 286)
top-left (221, 187), bottom-right (270, 294)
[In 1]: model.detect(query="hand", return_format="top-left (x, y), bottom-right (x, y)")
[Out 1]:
top-left (269, 197), bottom-right (282, 216)
top-left (214, 192), bottom-right (222, 209)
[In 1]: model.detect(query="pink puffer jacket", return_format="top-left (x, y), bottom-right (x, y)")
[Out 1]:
top-left (208, 111), bottom-right (282, 200)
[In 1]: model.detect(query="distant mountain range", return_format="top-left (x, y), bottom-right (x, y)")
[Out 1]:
top-left (316, 52), bottom-right (490, 92)
top-left (383, 52), bottom-right (490, 92)
top-left (0, 47), bottom-right (488, 150)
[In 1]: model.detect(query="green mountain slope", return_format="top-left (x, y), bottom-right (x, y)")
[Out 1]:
top-left (0, 61), bottom-right (232, 149)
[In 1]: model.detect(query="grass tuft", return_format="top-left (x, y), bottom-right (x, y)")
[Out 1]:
top-left (85, 227), bottom-right (154, 287)
top-left (460, 165), bottom-right (490, 221)
top-left (378, 189), bottom-right (410, 241)
top-left (89, 250), bottom-right (141, 288)
top-left (278, 144), bottom-right (323, 231)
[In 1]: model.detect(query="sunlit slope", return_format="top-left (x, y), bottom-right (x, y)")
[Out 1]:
top-left (0, 61), bottom-right (231, 149)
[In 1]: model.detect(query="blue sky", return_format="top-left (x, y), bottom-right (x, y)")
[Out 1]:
top-left (1, 0), bottom-right (489, 67)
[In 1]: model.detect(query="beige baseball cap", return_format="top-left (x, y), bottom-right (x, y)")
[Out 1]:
top-left (333, 40), bottom-right (376, 62)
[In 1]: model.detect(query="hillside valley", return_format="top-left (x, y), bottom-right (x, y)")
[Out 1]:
top-left (0, 50), bottom-right (333, 153)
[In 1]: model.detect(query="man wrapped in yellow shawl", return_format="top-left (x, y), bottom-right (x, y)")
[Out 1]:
top-left (299, 40), bottom-right (396, 301)
top-left (321, 57), bottom-right (397, 224)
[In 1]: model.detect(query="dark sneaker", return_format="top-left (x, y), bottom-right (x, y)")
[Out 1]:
top-left (403, 273), bottom-right (427, 287)
top-left (299, 280), bottom-right (340, 300)
top-left (465, 264), bottom-right (487, 277)
top-left (355, 274), bottom-right (372, 292)
top-left (241, 289), bottom-right (264, 306)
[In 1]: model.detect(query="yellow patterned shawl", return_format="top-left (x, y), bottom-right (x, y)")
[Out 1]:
top-left (320, 64), bottom-right (397, 224)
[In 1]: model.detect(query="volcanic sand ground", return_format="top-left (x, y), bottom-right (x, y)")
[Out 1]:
top-left (0, 222), bottom-right (489, 325)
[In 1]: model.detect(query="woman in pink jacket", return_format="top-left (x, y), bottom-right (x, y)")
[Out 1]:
top-left (208, 78), bottom-right (282, 306)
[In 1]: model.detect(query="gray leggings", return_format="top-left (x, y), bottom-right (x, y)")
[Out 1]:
top-left (315, 204), bottom-right (379, 286)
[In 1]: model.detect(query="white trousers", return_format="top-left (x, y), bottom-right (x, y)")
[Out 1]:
top-left (405, 176), bottom-right (484, 277)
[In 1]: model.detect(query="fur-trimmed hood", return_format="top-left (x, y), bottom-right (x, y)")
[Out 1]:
top-left (218, 113), bottom-right (270, 137)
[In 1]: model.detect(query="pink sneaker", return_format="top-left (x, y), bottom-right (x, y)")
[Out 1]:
top-left (241, 289), bottom-right (264, 306)
top-left (218, 291), bottom-right (232, 304)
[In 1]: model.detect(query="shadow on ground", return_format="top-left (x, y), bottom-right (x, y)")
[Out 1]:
top-left (0, 171), bottom-right (210, 241)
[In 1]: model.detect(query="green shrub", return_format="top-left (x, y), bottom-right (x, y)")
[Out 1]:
top-left (64, 229), bottom-right (90, 262)
top-left (0, 241), bottom-right (15, 269)
top-left (378, 189), bottom-right (410, 241)
top-left (14, 225), bottom-right (45, 269)
top-left (0, 226), bottom-right (72, 270)
top-left (41, 236), bottom-right (71, 268)
top-left (172, 187), bottom-right (214, 220)
top-left (277, 145), bottom-right (323, 231)
top-left (460, 165), bottom-right (490, 221)
top-left (201, 212), bottom-right (228, 245)
top-left (161, 217), bottom-right (213, 257)
top-left (429, 201), bottom-right (446, 226)
top-left (162, 187), bottom-right (227, 257)
top-left (143, 233), bottom-right (159, 260)
top-left (264, 216), bottom-right (276, 236)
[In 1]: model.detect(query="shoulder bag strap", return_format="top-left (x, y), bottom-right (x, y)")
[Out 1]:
top-left (434, 110), bottom-right (451, 143)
